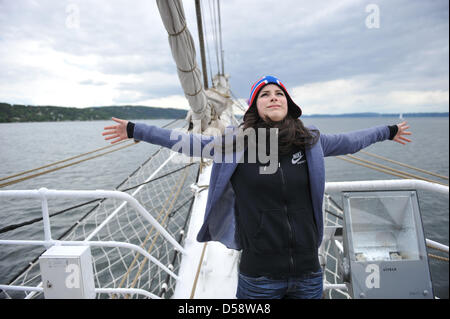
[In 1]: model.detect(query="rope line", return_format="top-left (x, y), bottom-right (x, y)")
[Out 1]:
top-left (0, 118), bottom-right (182, 189)
top-left (159, 195), bottom-right (197, 298)
top-left (326, 195), bottom-right (344, 213)
top-left (3, 146), bottom-right (184, 288)
top-left (0, 140), bottom-right (128, 183)
top-left (208, 87), bottom-right (230, 99)
top-left (229, 90), bottom-right (247, 112)
top-left (345, 154), bottom-right (447, 185)
top-left (185, 86), bottom-right (203, 97)
top-left (337, 155), bottom-right (448, 186)
top-left (190, 242), bottom-right (208, 299)
top-left (113, 175), bottom-right (180, 298)
top-left (217, 0), bottom-right (224, 75)
top-left (428, 253), bottom-right (449, 262)
top-left (427, 243), bottom-right (450, 254)
top-left (0, 199), bottom-right (100, 235)
top-left (128, 168), bottom-right (189, 295)
top-left (168, 23), bottom-right (187, 37)
top-left (208, 0), bottom-right (220, 76)
top-left (3, 146), bottom-right (168, 286)
top-left (0, 162), bottom-right (195, 235)
top-left (119, 162), bottom-right (197, 192)
top-left (117, 164), bottom-right (190, 298)
top-left (5, 198), bottom-right (105, 285)
top-left (160, 166), bottom-right (201, 298)
top-left (200, 0), bottom-right (213, 87)
top-left (325, 209), bottom-right (343, 220)
top-left (0, 142), bottom-right (138, 188)
top-left (0, 120), bottom-right (184, 234)
top-left (359, 150), bottom-right (448, 180)
top-left (178, 64), bottom-right (197, 73)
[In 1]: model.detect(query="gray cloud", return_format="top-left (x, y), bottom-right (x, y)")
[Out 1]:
top-left (0, 0), bottom-right (448, 112)
top-left (79, 79), bottom-right (107, 86)
top-left (221, 1), bottom-right (448, 98)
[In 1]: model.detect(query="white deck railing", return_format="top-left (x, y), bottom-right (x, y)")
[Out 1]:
top-left (0, 187), bottom-right (187, 298)
top-left (0, 179), bottom-right (447, 298)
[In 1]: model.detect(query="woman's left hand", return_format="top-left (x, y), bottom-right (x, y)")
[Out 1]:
top-left (393, 121), bottom-right (412, 145)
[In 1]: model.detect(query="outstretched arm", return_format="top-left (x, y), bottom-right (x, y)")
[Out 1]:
top-left (101, 117), bottom-right (219, 159)
top-left (320, 121), bottom-right (412, 157)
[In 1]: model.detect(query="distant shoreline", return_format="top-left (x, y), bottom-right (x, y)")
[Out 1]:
top-left (0, 103), bottom-right (188, 123)
top-left (0, 102), bottom-right (447, 123)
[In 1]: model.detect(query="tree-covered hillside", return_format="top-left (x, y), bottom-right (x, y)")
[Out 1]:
top-left (0, 103), bottom-right (188, 122)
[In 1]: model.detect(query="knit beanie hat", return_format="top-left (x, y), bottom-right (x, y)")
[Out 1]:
top-left (246, 75), bottom-right (302, 118)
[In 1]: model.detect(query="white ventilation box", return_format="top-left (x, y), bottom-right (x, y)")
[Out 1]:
top-left (39, 246), bottom-right (96, 299)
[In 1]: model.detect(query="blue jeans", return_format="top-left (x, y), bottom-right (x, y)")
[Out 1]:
top-left (236, 269), bottom-right (323, 299)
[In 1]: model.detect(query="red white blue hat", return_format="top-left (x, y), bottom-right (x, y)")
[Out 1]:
top-left (246, 75), bottom-right (302, 118)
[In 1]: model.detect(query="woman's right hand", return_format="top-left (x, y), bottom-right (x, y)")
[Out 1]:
top-left (102, 117), bottom-right (129, 144)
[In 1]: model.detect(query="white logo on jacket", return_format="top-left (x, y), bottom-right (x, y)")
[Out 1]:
top-left (291, 150), bottom-right (306, 165)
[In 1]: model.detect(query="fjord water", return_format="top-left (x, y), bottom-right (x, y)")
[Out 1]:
top-left (0, 117), bottom-right (448, 298)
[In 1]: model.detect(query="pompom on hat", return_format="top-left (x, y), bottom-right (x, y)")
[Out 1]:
top-left (246, 75), bottom-right (302, 118)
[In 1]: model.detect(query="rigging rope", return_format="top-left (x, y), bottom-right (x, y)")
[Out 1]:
top-left (0, 199), bottom-right (99, 235)
top-left (4, 144), bottom-right (195, 293)
top-left (359, 150), bottom-right (448, 180)
top-left (229, 89), bottom-right (247, 112)
top-left (115, 163), bottom-right (190, 298)
top-left (201, 0), bottom-right (213, 88)
top-left (0, 162), bottom-right (196, 235)
top-left (4, 145), bottom-right (168, 285)
top-left (0, 142), bottom-right (138, 189)
top-left (120, 162), bottom-right (197, 192)
top-left (0, 140), bottom-right (128, 183)
top-left (337, 155), bottom-right (448, 186)
top-left (345, 154), bottom-right (447, 185)
top-left (0, 119), bottom-right (184, 234)
top-left (190, 242), bottom-right (208, 299)
top-left (0, 118), bottom-right (182, 189)
top-left (159, 196), bottom-right (197, 298)
top-left (127, 167), bottom-right (189, 296)
top-left (217, 0), bottom-right (224, 75)
top-left (208, 0), bottom-right (220, 76)
top-left (428, 253), bottom-right (449, 262)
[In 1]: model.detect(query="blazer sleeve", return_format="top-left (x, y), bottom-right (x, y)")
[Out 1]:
top-left (133, 123), bottom-right (218, 159)
top-left (320, 125), bottom-right (391, 157)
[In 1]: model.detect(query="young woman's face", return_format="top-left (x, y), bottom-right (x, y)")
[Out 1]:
top-left (256, 84), bottom-right (288, 122)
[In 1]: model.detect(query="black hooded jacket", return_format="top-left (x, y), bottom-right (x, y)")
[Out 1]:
top-left (230, 145), bottom-right (320, 278)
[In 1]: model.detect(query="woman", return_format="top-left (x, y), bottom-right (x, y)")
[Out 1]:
top-left (102, 75), bottom-right (411, 299)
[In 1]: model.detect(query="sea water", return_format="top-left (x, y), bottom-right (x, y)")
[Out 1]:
top-left (0, 117), bottom-right (448, 298)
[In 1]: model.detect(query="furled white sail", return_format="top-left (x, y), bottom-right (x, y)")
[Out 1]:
top-left (156, 0), bottom-right (238, 135)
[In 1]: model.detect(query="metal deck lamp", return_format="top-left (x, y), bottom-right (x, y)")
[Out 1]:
top-left (341, 190), bottom-right (434, 299)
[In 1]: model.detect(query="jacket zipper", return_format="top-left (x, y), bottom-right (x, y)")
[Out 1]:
top-left (279, 164), bottom-right (295, 274)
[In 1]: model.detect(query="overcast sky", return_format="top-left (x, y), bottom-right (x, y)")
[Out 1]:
top-left (0, 0), bottom-right (448, 115)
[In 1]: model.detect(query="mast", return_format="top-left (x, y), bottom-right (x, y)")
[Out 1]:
top-left (217, 0), bottom-right (224, 75)
top-left (195, 0), bottom-right (209, 90)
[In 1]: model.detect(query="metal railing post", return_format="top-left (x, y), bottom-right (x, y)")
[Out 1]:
top-left (39, 188), bottom-right (52, 247)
